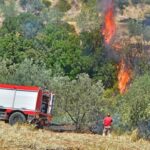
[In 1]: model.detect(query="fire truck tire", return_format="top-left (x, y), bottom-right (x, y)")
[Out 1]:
top-left (9, 112), bottom-right (26, 125)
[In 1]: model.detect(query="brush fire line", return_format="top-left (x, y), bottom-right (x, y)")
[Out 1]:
top-left (0, 84), bottom-right (54, 128)
top-left (102, 0), bottom-right (131, 94)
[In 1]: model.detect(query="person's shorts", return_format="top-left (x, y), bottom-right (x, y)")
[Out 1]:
top-left (103, 126), bottom-right (111, 132)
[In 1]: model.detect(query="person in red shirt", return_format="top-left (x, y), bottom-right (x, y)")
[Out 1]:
top-left (103, 113), bottom-right (113, 136)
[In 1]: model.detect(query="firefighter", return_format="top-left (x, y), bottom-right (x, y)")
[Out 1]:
top-left (103, 113), bottom-right (113, 136)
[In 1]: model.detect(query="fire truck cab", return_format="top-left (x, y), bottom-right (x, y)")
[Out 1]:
top-left (0, 84), bottom-right (54, 126)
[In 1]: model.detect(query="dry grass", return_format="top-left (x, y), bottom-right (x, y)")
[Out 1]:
top-left (0, 122), bottom-right (149, 150)
top-left (120, 4), bottom-right (150, 20)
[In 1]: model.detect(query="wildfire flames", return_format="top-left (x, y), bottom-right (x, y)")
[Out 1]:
top-left (102, 0), bottom-right (131, 94)
top-left (118, 59), bottom-right (131, 94)
top-left (102, 0), bottom-right (116, 45)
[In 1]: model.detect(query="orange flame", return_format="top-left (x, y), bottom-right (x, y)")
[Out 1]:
top-left (112, 42), bottom-right (122, 51)
top-left (118, 59), bottom-right (131, 94)
top-left (102, 0), bottom-right (116, 45)
top-left (101, 0), bottom-right (131, 94)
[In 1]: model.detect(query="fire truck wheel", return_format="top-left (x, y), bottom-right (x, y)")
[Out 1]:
top-left (9, 112), bottom-right (26, 125)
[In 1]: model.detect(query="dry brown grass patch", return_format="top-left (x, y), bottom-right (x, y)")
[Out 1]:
top-left (0, 122), bottom-right (150, 150)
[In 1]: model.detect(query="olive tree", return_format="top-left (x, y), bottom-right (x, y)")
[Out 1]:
top-left (0, 58), bottom-right (52, 87)
top-left (10, 58), bottom-right (52, 86)
top-left (49, 73), bottom-right (105, 130)
top-left (0, 58), bottom-right (16, 83)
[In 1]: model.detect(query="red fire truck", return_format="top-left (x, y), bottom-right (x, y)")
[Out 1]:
top-left (0, 84), bottom-right (54, 126)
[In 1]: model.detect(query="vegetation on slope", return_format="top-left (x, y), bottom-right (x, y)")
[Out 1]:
top-left (0, 0), bottom-right (149, 140)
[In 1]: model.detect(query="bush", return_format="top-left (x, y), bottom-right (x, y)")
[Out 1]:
top-left (118, 73), bottom-right (150, 139)
top-left (48, 73), bottom-right (105, 131)
top-left (128, 19), bottom-right (143, 36)
top-left (55, 0), bottom-right (71, 12)
top-left (138, 120), bottom-right (150, 140)
top-left (42, 0), bottom-right (51, 7)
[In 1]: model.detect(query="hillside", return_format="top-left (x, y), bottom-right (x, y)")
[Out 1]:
top-left (0, 122), bottom-right (149, 150)
top-left (0, 0), bottom-right (150, 146)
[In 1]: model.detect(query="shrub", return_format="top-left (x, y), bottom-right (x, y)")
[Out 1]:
top-left (55, 0), bottom-right (71, 12)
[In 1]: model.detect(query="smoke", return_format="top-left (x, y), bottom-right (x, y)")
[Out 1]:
top-left (101, 0), bottom-right (114, 12)
top-left (97, 0), bottom-right (115, 14)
